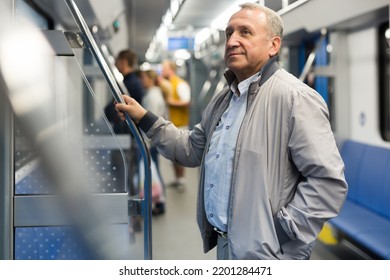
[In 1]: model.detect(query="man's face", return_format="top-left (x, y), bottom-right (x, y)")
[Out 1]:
top-left (224, 8), bottom-right (280, 82)
top-left (115, 58), bottom-right (125, 74)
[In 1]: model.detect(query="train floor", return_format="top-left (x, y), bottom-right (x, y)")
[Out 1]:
top-left (131, 155), bottom-right (366, 260)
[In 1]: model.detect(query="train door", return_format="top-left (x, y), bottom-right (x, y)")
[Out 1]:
top-left (0, 0), bottom-right (152, 260)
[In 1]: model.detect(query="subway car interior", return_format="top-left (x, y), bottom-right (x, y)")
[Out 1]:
top-left (1, 0), bottom-right (390, 260)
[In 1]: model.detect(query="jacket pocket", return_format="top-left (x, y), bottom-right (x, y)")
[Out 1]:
top-left (273, 216), bottom-right (292, 254)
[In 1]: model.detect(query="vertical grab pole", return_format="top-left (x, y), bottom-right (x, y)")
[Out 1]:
top-left (298, 28), bottom-right (328, 82)
top-left (64, 0), bottom-right (152, 260)
top-left (0, 74), bottom-right (14, 260)
top-left (0, 0), bottom-right (14, 260)
top-left (124, 116), bottom-right (152, 259)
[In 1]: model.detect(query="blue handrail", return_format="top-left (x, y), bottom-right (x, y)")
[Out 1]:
top-left (64, 0), bottom-right (152, 260)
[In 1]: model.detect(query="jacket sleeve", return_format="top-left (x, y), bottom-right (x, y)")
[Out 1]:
top-left (138, 88), bottom-right (228, 168)
top-left (138, 111), bottom-right (207, 168)
top-left (275, 88), bottom-right (348, 245)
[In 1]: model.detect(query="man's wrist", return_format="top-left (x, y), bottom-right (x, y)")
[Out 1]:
top-left (138, 111), bottom-right (159, 132)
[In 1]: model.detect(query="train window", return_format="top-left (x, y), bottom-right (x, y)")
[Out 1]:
top-left (379, 22), bottom-right (390, 141)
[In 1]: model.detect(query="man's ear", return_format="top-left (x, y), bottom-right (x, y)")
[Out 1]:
top-left (269, 36), bottom-right (281, 57)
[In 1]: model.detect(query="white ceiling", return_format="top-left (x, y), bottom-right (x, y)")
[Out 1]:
top-left (174, 0), bottom-right (237, 28)
top-left (31, 0), bottom-right (287, 60)
top-left (28, 0), bottom-right (390, 63)
top-left (32, 1), bottom-right (276, 57)
top-left (32, 0), bottom-right (171, 59)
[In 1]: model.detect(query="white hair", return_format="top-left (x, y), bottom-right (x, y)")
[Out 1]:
top-left (239, 2), bottom-right (284, 38)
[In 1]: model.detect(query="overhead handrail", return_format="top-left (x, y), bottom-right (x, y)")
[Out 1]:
top-left (64, 0), bottom-right (152, 260)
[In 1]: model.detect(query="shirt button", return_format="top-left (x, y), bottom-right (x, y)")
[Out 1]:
top-left (210, 214), bottom-right (213, 218)
top-left (216, 154), bottom-right (219, 158)
top-left (210, 184), bottom-right (214, 188)
top-left (226, 126), bottom-right (230, 130)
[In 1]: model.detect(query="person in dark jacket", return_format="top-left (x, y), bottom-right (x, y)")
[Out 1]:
top-left (105, 49), bottom-right (144, 134)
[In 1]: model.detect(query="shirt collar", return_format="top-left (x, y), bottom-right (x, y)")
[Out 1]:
top-left (224, 56), bottom-right (280, 88)
top-left (230, 71), bottom-right (261, 97)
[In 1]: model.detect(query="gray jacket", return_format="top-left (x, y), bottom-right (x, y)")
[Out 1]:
top-left (139, 57), bottom-right (348, 259)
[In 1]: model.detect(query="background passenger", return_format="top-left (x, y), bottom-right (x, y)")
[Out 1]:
top-left (138, 69), bottom-right (168, 215)
top-left (104, 49), bottom-right (145, 233)
top-left (161, 60), bottom-right (191, 193)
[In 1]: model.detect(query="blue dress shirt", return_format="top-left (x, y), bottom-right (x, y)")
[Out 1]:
top-left (204, 72), bottom-right (261, 232)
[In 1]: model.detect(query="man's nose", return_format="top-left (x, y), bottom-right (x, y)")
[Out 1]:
top-left (226, 33), bottom-right (239, 48)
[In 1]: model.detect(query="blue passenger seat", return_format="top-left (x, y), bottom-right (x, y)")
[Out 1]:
top-left (329, 140), bottom-right (390, 259)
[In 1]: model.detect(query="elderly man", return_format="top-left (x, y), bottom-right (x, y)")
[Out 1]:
top-left (115, 3), bottom-right (347, 260)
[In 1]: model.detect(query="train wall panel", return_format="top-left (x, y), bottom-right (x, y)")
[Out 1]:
top-left (348, 27), bottom-right (387, 146)
top-left (282, 0), bottom-right (389, 36)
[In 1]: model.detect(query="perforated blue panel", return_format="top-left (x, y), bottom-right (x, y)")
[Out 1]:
top-left (15, 227), bottom-right (93, 260)
top-left (15, 166), bottom-right (51, 195)
top-left (82, 147), bottom-right (128, 193)
top-left (14, 146), bottom-right (131, 260)
top-left (15, 149), bottom-right (127, 195)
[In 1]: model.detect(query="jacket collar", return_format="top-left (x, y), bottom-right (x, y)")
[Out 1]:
top-left (224, 56), bottom-right (280, 88)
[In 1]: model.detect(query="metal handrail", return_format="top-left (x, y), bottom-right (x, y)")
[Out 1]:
top-left (0, 71), bottom-right (14, 260)
top-left (198, 64), bottom-right (227, 111)
top-left (299, 28), bottom-right (328, 82)
top-left (64, 0), bottom-right (152, 260)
